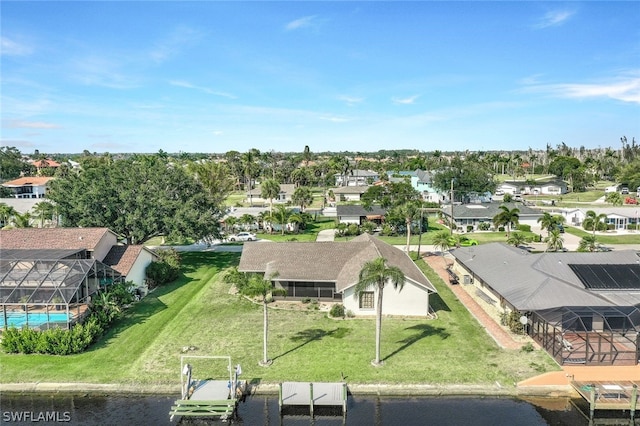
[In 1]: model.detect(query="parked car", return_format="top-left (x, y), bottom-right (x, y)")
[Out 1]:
top-left (227, 232), bottom-right (257, 242)
top-left (595, 244), bottom-right (613, 252)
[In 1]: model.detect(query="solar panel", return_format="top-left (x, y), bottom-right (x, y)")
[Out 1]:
top-left (569, 264), bottom-right (640, 290)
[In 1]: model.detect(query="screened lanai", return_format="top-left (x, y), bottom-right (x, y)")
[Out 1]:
top-left (529, 306), bottom-right (640, 366)
top-left (0, 249), bottom-right (122, 330)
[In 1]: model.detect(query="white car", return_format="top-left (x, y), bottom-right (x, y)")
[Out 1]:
top-left (227, 232), bottom-right (256, 242)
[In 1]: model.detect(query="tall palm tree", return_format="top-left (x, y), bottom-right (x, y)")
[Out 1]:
top-left (271, 205), bottom-right (291, 235)
top-left (493, 205), bottom-right (520, 238)
top-left (582, 210), bottom-right (608, 237)
top-left (432, 230), bottom-right (453, 264)
top-left (292, 186), bottom-right (313, 212)
top-left (260, 178), bottom-right (281, 217)
top-left (355, 257), bottom-right (405, 366)
top-left (240, 273), bottom-right (286, 366)
top-left (537, 212), bottom-right (554, 236)
top-left (395, 201), bottom-right (419, 254)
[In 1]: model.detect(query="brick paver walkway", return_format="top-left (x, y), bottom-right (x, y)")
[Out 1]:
top-left (423, 253), bottom-right (523, 350)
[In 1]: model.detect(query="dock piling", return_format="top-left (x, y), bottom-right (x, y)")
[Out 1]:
top-left (309, 382), bottom-right (314, 417)
top-left (631, 384), bottom-right (637, 421)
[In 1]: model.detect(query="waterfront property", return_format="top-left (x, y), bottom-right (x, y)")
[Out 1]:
top-left (450, 243), bottom-right (640, 366)
top-left (238, 233), bottom-right (437, 317)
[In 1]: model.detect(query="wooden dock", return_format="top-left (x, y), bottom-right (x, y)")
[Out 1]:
top-left (571, 380), bottom-right (639, 420)
top-left (279, 381), bottom-right (348, 417)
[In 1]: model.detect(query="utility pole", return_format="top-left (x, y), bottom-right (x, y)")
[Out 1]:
top-left (450, 179), bottom-right (455, 235)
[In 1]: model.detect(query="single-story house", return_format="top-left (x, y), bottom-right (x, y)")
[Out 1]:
top-left (440, 202), bottom-right (543, 232)
top-left (1, 176), bottom-right (55, 199)
top-left (246, 184), bottom-right (296, 206)
top-left (450, 243), bottom-right (640, 366)
top-left (0, 227), bottom-right (157, 289)
top-left (334, 170), bottom-right (379, 187)
top-left (336, 205), bottom-right (387, 225)
top-left (238, 233), bottom-right (437, 317)
top-left (496, 180), bottom-right (568, 196)
top-left (332, 185), bottom-right (370, 202)
top-left (556, 207), bottom-right (640, 231)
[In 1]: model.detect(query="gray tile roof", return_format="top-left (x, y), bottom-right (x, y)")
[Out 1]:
top-left (451, 243), bottom-right (640, 311)
top-left (336, 205), bottom-right (387, 217)
top-left (441, 202), bottom-right (542, 219)
top-left (332, 186), bottom-right (370, 194)
top-left (238, 234), bottom-right (436, 294)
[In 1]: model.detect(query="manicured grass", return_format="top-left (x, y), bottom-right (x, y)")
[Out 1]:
top-left (0, 252), bottom-right (558, 388)
top-left (565, 226), bottom-right (640, 244)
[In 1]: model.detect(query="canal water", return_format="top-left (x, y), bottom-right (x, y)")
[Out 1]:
top-left (0, 393), bottom-right (625, 425)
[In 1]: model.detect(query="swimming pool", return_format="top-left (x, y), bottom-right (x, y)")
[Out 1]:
top-left (0, 312), bottom-right (72, 329)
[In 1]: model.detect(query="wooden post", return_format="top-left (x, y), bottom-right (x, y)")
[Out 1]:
top-left (278, 383), bottom-right (283, 414)
top-left (631, 384), bottom-right (638, 420)
top-left (309, 382), bottom-right (314, 418)
top-left (589, 385), bottom-right (596, 420)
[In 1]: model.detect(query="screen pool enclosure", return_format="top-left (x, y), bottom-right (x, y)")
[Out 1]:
top-left (0, 248), bottom-right (122, 330)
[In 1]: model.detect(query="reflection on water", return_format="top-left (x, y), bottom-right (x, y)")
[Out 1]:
top-left (0, 393), bottom-right (622, 426)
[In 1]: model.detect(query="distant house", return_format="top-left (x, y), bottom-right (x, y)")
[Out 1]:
top-left (238, 233), bottom-right (437, 317)
top-left (29, 158), bottom-right (60, 172)
top-left (496, 180), bottom-right (568, 196)
top-left (387, 170), bottom-right (446, 203)
top-left (450, 243), bottom-right (640, 366)
top-left (336, 205), bottom-right (387, 225)
top-left (1, 176), bottom-right (54, 199)
top-left (440, 202), bottom-right (543, 231)
top-left (334, 170), bottom-right (379, 187)
top-left (556, 207), bottom-right (640, 231)
top-left (332, 185), bottom-right (370, 202)
top-left (245, 184), bottom-right (296, 206)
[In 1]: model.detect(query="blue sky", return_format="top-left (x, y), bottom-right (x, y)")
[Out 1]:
top-left (1, 1), bottom-right (639, 154)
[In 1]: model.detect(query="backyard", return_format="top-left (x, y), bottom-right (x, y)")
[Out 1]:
top-left (0, 252), bottom-right (558, 388)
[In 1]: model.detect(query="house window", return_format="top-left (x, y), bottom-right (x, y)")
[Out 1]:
top-left (359, 291), bottom-right (374, 309)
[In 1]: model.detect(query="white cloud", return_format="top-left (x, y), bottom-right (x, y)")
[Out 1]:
top-left (1, 36), bottom-right (33, 56)
top-left (285, 16), bottom-right (318, 31)
top-left (520, 72), bottom-right (640, 104)
top-left (2, 119), bottom-right (61, 129)
top-left (392, 95), bottom-right (420, 105)
top-left (212, 130), bottom-right (223, 136)
top-left (533, 9), bottom-right (576, 29)
top-left (337, 95), bottom-right (364, 106)
top-left (318, 115), bottom-right (351, 123)
top-left (169, 80), bottom-right (237, 99)
top-left (149, 25), bottom-right (204, 63)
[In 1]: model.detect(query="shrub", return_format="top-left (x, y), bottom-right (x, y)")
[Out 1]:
top-left (498, 226), bottom-right (505, 232)
top-left (521, 342), bottom-right (535, 353)
top-left (500, 310), bottom-right (525, 334)
top-left (478, 222), bottom-right (491, 231)
top-left (146, 260), bottom-right (179, 288)
top-left (466, 225), bottom-right (474, 233)
top-left (346, 310), bottom-right (355, 318)
top-left (518, 224), bottom-right (531, 232)
top-left (329, 304), bottom-right (346, 318)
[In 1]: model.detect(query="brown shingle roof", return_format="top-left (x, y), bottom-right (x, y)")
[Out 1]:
top-left (238, 235), bottom-right (436, 293)
top-left (103, 245), bottom-right (145, 276)
top-left (0, 228), bottom-right (112, 251)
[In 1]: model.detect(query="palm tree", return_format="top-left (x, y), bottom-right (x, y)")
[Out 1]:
top-left (32, 201), bottom-right (55, 228)
top-left (0, 203), bottom-right (17, 227)
top-left (578, 235), bottom-right (598, 252)
top-left (355, 257), bottom-right (405, 366)
top-left (394, 201), bottom-right (419, 254)
top-left (291, 186), bottom-right (314, 212)
top-left (544, 229), bottom-right (564, 252)
top-left (260, 178), bottom-right (281, 217)
top-left (506, 232), bottom-right (527, 247)
top-left (12, 212), bottom-right (32, 228)
top-left (582, 210), bottom-right (608, 237)
top-left (492, 205), bottom-right (520, 238)
top-left (537, 212), bottom-right (554, 236)
top-left (239, 214), bottom-right (256, 231)
top-left (432, 230), bottom-right (453, 263)
top-left (271, 205), bottom-right (291, 235)
top-left (240, 273), bottom-right (286, 366)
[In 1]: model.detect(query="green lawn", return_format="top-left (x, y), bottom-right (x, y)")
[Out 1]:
top-left (565, 226), bottom-right (640, 244)
top-left (0, 252), bottom-right (557, 387)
